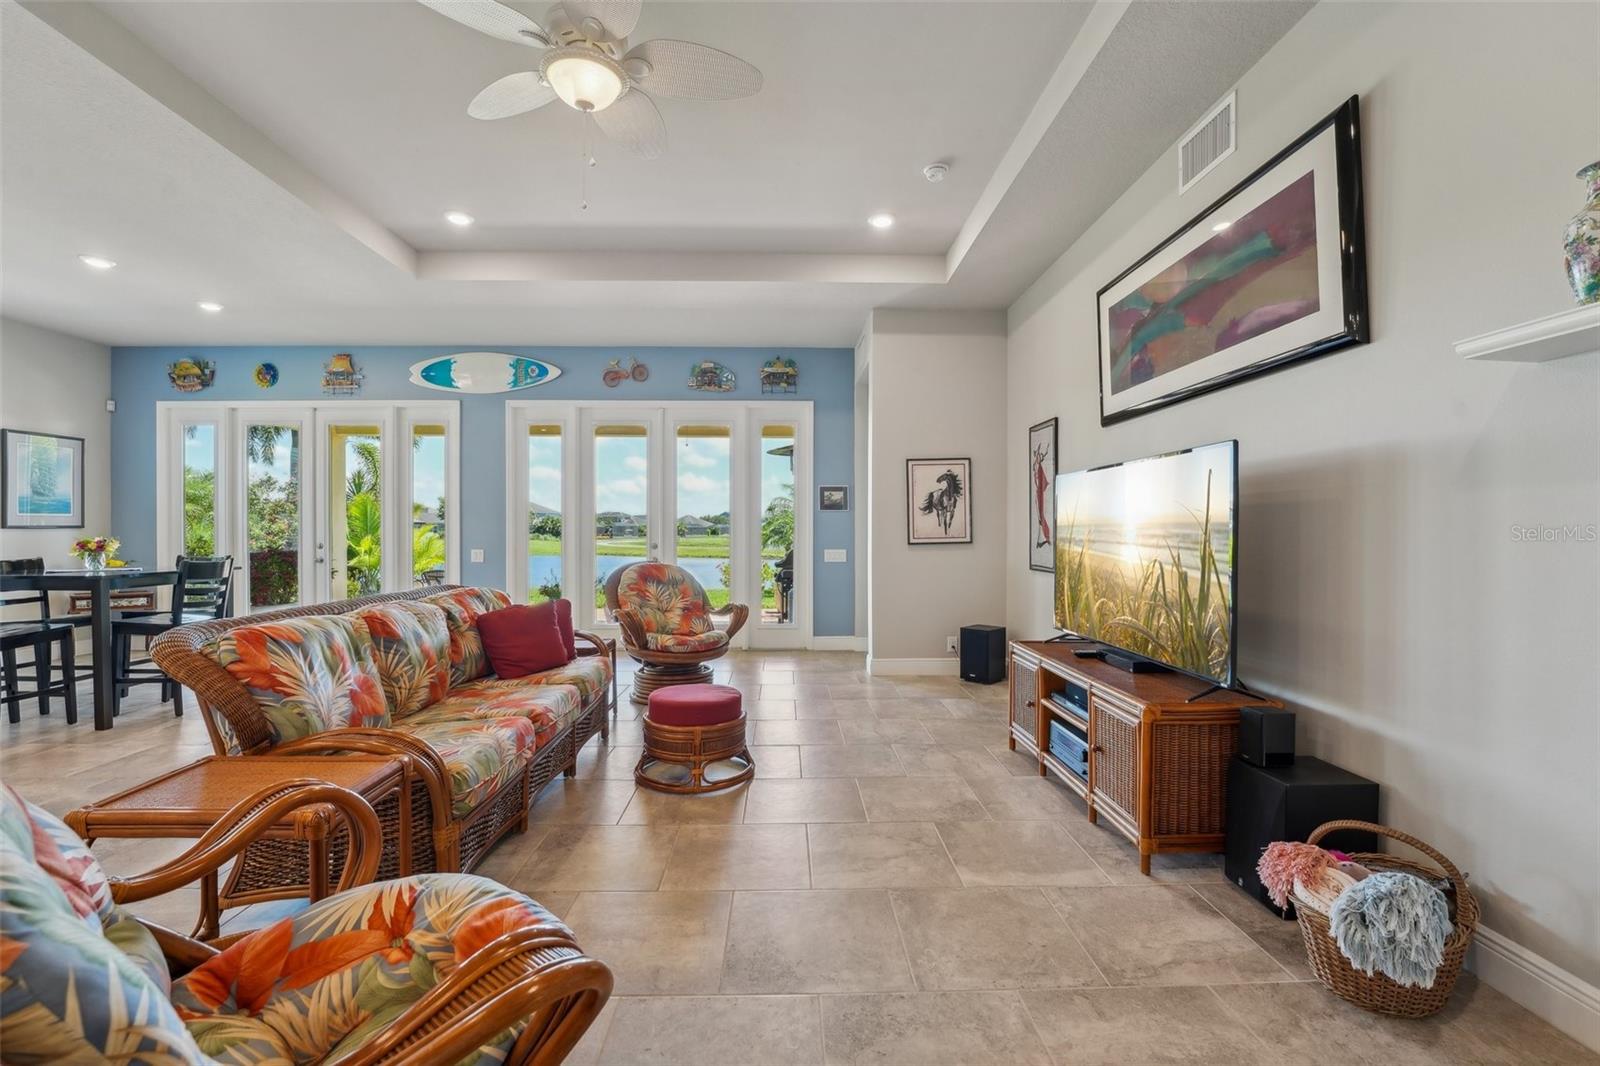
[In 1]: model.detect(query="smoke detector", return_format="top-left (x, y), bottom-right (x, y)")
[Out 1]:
top-left (922, 161), bottom-right (949, 183)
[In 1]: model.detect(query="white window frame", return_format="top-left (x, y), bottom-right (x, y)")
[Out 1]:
top-left (505, 399), bottom-right (814, 648)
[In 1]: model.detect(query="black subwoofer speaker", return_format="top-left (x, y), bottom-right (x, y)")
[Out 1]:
top-left (959, 624), bottom-right (1006, 684)
top-left (1224, 755), bottom-right (1379, 917)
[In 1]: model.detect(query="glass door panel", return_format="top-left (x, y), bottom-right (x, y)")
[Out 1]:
top-left (408, 423), bottom-right (448, 588)
top-left (673, 424), bottom-right (734, 609)
top-left (324, 422), bottom-right (385, 601)
top-left (758, 424), bottom-right (797, 626)
top-left (181, 423), bottom-right (219, 557)
top-left (241, 420), bottom-right (306, 611)
top-left (591, 421), bottom-right (653, 616)
top-left (527, 424), bottom-right (564, 603)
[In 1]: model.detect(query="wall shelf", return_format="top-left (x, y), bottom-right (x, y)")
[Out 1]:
top-left (1456, 305), bottom-right (1600, 363)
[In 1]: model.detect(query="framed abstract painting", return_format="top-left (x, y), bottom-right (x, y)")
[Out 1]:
top-left (1097, 95), bottom-right (1368, 425)
top-left (906, 458), bottom-right (972, 545)
top-left (1027, 418), bottom-right (1057, 572)
top-left (2, 429), bottom-right (85, 529)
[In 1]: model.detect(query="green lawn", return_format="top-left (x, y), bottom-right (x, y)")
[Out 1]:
top-left (529, 534), bottom-right (784, 559)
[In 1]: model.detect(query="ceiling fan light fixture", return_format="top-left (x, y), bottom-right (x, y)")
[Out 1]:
top-left (543, 47), bottom-right (625, 112)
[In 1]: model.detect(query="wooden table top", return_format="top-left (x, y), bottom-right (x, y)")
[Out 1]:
top-left (70, 755), bottom-right (403, 833)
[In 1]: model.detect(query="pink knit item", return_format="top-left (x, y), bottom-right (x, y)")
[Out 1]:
top-left (1257, 841), bottom-right (1337, 910)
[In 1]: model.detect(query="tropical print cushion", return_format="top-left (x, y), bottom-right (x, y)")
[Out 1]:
top-left (353, 601), bottom-right (451, 718)
top-left (422, 587), bottom-right (513, 689)
top-left (614, 562), bottom-right (717, 640)
top-left (404, 682), bottom-right (582, 749)
top-left (171, 874), bottom-right (563, 1065)
top-left (393, 717), bottom-right (537, 817)
top-left (203, 615), bottom-right (389, 751)
top-left (646, 630), bottom-right (731, 653)
top-left (0, 787), bottom-right (203, 1063)
top-left (466, 656), bottom-right (611, 706)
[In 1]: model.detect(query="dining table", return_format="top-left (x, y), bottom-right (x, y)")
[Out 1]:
top-left (0, 568), bottom-right (178, 731)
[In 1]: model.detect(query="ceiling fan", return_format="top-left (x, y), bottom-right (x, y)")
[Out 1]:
top-left (419, 0), bottom-right (762, 159)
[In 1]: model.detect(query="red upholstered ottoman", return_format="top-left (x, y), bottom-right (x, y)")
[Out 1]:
top-left (637, 683), bottom-right (754, 793)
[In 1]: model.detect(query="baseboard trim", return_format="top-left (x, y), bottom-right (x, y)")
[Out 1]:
top-left (810, 636), bottom-right (866, 651)
top-left (866, 656), bottom-right (959, 677)
top-left (1471, 924), bottom-right (1600, 1051)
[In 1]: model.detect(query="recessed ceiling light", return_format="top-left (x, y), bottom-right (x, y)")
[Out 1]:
top-left (198, 301), bottom-right (224, 313)
top-left (79, 254), bottom-right (117, 270)
top-left (868, 213), bottom-right (895, 230)
top-left (1211, 221), bottom-right (1233, 232)
top-left (445, 211), bottom-right (475, 227)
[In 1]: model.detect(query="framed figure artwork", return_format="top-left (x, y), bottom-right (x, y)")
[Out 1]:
top-left (1027, 418), bottom-right (1057, 572)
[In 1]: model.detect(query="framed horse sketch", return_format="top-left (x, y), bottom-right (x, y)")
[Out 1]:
top-left (1027, 418), bottom-right (1057, 571)
top-left (906, 457), bottom-right (972, 545)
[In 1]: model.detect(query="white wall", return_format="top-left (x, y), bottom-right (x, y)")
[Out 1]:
top-left (1006, 0), bottom-right (1600, 995)
top-left (868, 309), bottom-right (1007, 669)
top-left (0, 316), bottom-right (112, 572)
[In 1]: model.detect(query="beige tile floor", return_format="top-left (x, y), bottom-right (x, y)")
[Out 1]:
top-left (2, 651), bottom-right (1594, 1065)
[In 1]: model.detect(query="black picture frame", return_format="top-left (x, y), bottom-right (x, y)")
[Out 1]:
top-left (1096, 95), bottom-right (1368, 426)
top-left (906, 458), bottom-right (972, 545)
top-left (1027, 418), bottom-right (1058, 572)
top-left (1, 428), bottom-right (86, 529)
top-left (818, 485), bottom-right (849, 511)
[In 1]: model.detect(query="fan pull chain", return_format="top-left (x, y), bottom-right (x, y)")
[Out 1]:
top-left (579, 115), bottom-right (598, 212)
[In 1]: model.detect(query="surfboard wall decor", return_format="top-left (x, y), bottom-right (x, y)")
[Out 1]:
top-left (409, 353), bottom-right (562, 393)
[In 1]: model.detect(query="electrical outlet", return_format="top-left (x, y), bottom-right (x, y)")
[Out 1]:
top-left (470, 548), bottom-right (484, 563)
top-left (946, 636), bottom-right (958, 653)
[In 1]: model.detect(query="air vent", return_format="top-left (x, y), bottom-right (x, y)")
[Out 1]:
top-left (1178, 91), bottom-right (1236, 194)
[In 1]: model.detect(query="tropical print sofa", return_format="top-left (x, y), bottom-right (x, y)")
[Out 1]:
top-left (0, 782), bottom-right (611, 1065)
top-left (151, 587), bottom-right (615, 877)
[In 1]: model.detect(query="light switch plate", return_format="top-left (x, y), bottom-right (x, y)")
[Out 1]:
top-left (470, 549), bottom-right (485, 563)
top-left (823, 549), bottom-right (847, 563)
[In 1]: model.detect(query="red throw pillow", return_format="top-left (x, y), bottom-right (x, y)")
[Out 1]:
top-left (476, 604), bottom-right (569, 679)
top-left (554, 598), bottom-right (576, 660)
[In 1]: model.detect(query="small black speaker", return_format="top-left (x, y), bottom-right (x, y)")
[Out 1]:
top-left (1225, 756), bottom-right (1380, 917)
top-left (959, 624), bottom-right (1006, 684)
top-left (1239, 706), bottom-right (1296, 767)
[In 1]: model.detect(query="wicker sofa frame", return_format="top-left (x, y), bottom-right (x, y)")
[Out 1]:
top-left (101, 780), bottom-right (612, 1065)
top-left (149, 586), bottom-right (615, 885)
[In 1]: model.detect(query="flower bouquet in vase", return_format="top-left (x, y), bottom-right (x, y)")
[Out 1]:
top-left (70, 536), bottom-right (120, 571)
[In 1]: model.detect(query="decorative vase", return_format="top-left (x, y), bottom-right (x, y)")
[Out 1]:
top-left (1564, 160), bottom-right (1600, 305)
top-left (82, 552), bottom-right (106, 571)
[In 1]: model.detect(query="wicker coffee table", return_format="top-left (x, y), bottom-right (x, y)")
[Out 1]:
top-left (67, 755), bottom-right (408, 938)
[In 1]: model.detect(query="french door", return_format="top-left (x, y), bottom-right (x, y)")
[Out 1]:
top-left (507, 400), bottom-right (812, 647)
top-left (158, 401), bottom-right (459, 613)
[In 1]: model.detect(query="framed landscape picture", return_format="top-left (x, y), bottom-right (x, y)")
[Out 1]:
top-left (1027, 418), bottom-right (1057, 572)
top-left (906, 458), bottom-right (972, 545)
top-left (819, 485), bottom-right (849, 511)
top-left (1097, 95), bottom-right (1367, 425)
top-left (2, 429), bottom-right (85, 529)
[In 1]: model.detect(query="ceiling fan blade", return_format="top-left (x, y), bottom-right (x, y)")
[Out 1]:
top-left (468, 72), bottom-right (557, 119)
top-left (416, 0), bottom-right (550, 47)
top-left (593, 89), bottom-right (666, 158)
top-left (623, 39), bottom-right (762, 100)
top-left (560, 0), bottom-right (641, 42)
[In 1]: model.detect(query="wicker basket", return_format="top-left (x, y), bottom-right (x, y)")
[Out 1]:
top-left (1296, 820), bottom-right (1478, 1018)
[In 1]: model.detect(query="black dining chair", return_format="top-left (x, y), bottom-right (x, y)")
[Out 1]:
top-left (111, 555), bottom-right (233, 718)
top-left (0, 558), bottom-right (79, 726)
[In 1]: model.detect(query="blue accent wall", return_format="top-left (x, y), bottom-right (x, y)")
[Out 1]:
top-left (109, 346), bottom-right (856, 636)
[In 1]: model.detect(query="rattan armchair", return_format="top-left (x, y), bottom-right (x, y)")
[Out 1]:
top-left (97, 781), bottom-right (611, 1065)
top-left (603, 561), bottom-right (749, 705)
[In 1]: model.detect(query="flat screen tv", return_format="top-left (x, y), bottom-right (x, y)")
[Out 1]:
top-left (1054, 440), bottom-right (1238, 685)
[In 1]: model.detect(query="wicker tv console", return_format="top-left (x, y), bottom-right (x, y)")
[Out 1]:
top-left (1009, 640), bottom-right (1281, 874)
